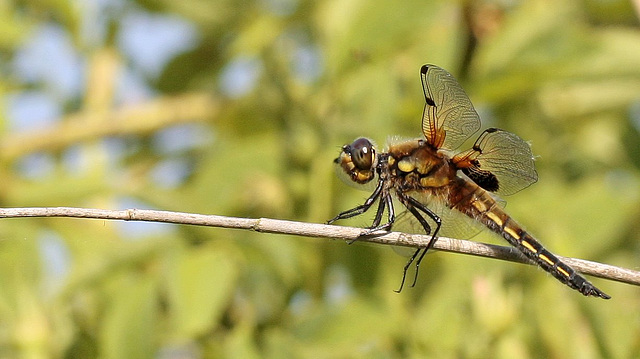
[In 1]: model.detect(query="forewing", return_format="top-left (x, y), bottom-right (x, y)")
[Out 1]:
top-left (420, 65), bottom-right (481, 150)
top-left (453, 128), bottom-right (538, 196)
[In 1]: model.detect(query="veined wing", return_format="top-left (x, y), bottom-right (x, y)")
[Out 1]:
top-left (452, 128), bottom-right (538, 196)
top-left (420, 65), bottom-right (481, 150)
top-left (392, 189), bottom-right (488, 241)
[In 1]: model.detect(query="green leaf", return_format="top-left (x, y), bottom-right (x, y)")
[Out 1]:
top-left (164, 246), bottom-right (238, 339)
top-left (100, 276), bottom-right (158, 359)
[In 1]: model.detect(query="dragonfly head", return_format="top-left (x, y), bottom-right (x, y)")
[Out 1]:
top-left (334, 137), bottom-right (377, 184)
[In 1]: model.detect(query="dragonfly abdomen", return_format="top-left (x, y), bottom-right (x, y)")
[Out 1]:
top-left (453, 179), bottom-right (610, 298)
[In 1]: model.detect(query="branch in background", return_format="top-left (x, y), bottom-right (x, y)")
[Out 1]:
top-left (0, 93), bottom-right (219, 162)
top-left (0, 207), bottom-right (637, 287)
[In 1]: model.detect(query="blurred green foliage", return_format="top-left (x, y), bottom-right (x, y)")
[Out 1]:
top-left (0, 0), bottom-right (639, 358)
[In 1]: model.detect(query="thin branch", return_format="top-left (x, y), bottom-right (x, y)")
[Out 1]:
top-left (0, 207), bottom-right (637, 287)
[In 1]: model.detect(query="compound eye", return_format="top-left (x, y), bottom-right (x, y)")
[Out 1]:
top-left (350, 138), bottom-right (375, 170)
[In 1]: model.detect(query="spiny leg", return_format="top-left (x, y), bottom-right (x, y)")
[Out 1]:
top-left (347, 194), bottom-right (387, 244)
top-left (407, 196), bottom-right (442, 287)
top-left (327, 178), bottom-right (394, 244)
top-left (360, 193), bottom-right (395, 236)
top-left (394, 194), bottom-right (433, 292)
top-left (327, 178), bottom-right (384, 223)
top-left (368, 191), bottom-right (388, 228)
top-left (395, 248), bottom-right (422, 293)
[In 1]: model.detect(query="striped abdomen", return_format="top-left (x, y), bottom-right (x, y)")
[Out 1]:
top-left (449, 178), bottom-right (609, 298)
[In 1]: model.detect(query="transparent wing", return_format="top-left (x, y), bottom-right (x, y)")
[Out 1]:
top-left (420, 64), bottom-right (481, 150)
top-left (391, 190), bottom-right (486, 240)
top-left (390, 186), bottom-right (510, 259)
top-left (453, 128), bottom-right (538, 196)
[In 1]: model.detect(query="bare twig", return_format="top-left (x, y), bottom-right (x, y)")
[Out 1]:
top-left (0, 207), bottom-right (637, 287)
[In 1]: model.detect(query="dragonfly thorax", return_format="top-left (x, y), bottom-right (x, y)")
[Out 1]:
top-left (386, 139), bottom-right (454, 190)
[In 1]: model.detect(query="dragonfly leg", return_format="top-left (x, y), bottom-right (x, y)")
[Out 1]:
top-left (327, 178), bottom-right (384, 223)
top-left (360, 193), bottom-right (395, 236)
top-left (395, 248), bottom-right (422, 293)
top-left (368, 191), bottom-right (387, 229)
top-left (328, 178), bottom-right (395, 243)
top-left (345, 194), bottom-right (387, 244)
top-left (392, 194), bottom-right (442, 290)
top-left (407, 196), bottom-right (442, 287)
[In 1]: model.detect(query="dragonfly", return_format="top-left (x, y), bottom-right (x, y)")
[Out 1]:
top-left (328, 64), bottom-right (610, 299)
